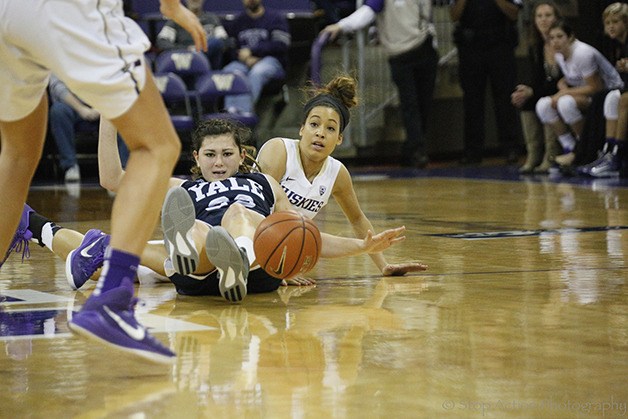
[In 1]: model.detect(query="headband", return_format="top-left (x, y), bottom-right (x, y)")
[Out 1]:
top-left (303, 94), bottom-right (351, 132)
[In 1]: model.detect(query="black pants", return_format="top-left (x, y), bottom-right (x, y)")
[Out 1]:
top-left (388, 38), bottom-right (439, 161)
top-left (170, 268), bottom-right (282, 296)
top-left (457, 41), bottom-right (520, 157)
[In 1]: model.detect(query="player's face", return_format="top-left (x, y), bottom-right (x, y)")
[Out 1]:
top-left (299, 106), bottom-right (343, 161)
top-left (549, 27), bottom-right (572, 55)
top-left (534, 4), bottom-right (557, 37)
top-left (194, 134), bottom-right (245, 181)
top-left (604, 15), bottom-right (627, 40)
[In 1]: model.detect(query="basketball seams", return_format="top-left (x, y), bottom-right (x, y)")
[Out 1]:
top-left (253, 211), bottom-right (322, 279)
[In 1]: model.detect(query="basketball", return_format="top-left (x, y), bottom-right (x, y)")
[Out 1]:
top-left (253, 210), bottom-right (322, 279)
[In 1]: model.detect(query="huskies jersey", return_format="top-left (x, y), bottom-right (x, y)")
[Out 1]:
top-left (180, 172), bottom-right (276, 226)
top-left (276, 138), bottom-right (341, 219)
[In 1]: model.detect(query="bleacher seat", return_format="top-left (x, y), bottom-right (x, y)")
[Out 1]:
top-left (154, 72), bottom-right (196, 133)
top-left (195, 71), bottom-right (259, 128)
top-left (155, 49), bottom-right (212, 89)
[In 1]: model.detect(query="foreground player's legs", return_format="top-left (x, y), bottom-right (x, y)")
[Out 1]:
top-left (69, 68), bottom-right (181, 364)
top-left (0, 95), bottom-right (47, 266)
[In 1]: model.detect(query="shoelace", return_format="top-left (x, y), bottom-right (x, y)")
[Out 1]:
top-left (4, 231), bottom-right (31, 263)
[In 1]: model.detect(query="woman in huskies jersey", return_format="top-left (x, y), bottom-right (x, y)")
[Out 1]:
top-left (258, 75), bottom-right (428, 277)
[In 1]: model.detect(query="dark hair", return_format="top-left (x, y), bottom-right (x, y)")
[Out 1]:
top-left (301, 75), bottom-right (358, 132)
top-left (190, 118), bottom-right (258, 179)
top-left (528, 1), bottom-right (562, 48)
top-left (549, 19), bottom-right (576, 39)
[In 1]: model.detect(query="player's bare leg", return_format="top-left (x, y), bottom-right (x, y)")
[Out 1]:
top-left (69, 67), bottom-right (181, 364)
top-left (0, 95), bottom-right (47, 266)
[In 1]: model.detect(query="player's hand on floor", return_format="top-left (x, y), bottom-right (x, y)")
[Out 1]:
top-left (282, 276), bottom-right (317, 286)
top-left (382, 262), bottom-right (429, 276)
top-left (363, 226), bottom-right (406, 253)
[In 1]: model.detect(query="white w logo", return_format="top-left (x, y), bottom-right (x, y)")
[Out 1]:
top-left (154, 76), bottom-right (168, 93)
top-left (171, 53), bottom-right (193, 70)
top-left (212, 73), bottom-right (235, 91)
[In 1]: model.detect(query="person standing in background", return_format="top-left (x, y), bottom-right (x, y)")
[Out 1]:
top-left (321, 0), bottom-right (439, 169)
top-left (511, 1), bottom-right (563, 174)
top-left (450, 0), bottom-right (523, 165)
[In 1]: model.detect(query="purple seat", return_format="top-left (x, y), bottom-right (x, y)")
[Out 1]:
top-left (154, 73), bottom-right (196, 132)
top-left (155, 49), bottom-right (212, 90)
top-left (194, 71), bottom-right (258, 128)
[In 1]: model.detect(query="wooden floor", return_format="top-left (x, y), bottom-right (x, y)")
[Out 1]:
top-left (1, 167), bottom-right (627, 418)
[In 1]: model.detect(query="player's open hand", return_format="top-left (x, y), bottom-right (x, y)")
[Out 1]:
top-left (362, 226), bottom-right (406, 253)
top-left (381, 262), bottom-right (428, 276)
top-left (160, 0), bottom-right (207, 52)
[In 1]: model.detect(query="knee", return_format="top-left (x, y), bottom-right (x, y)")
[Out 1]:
top-left (556, 95), bottom-right (582, 125)
top-left (604, 90), bottom-right (620, 119)
top-left (535, 96), bottom-right (557, 124)
top-left (223, 202), bottom-right (247, 219)
top-left (222, 203), bottom-right (252, 227)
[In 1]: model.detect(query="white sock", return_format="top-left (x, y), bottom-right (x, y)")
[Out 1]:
top-left (234, 236), bottom-right (255, 266)
top-left (41, 223), bottom-right (55, 252)
top-left (558, 133), bottom-right (576, 152)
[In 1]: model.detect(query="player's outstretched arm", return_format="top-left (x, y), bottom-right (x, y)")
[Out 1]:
top-left (320, 226), bottom-right (406, 259)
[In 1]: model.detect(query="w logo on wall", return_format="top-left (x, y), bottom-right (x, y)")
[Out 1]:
top-left (170, 53), bottom-right (194, 70)
top-left (212, 73), bottom-right (236, 91)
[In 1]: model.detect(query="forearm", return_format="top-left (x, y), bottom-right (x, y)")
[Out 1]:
top-left (337, 5), bottom-right (376, 33)
top-left (62, 93), bottom-right (90, 114)
top-left (320, 232), bottom-right (366, 258)
top-left (98, 118), bottom-right (125, 192)
top-left (350, 216), bottom-right (387, 270)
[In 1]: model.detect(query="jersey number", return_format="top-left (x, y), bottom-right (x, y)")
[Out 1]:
top-left (205, 194), bottom-right (256, 212)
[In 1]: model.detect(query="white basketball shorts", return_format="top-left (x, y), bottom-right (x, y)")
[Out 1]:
top-left (0, 0), bottom-right (150, 121)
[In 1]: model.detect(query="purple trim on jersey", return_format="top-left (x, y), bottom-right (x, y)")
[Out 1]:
top-left (180, 172), bottom-right (275, 227)
top-left (365, 0), bottom-right (384, 13)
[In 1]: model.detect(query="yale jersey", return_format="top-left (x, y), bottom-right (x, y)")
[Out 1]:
top-left (180, 172), bottom-right (276, 226)
top-left (275, 138), bottom-right (341, 219)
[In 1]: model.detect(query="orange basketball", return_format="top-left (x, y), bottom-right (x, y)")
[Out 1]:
top-left (253, 210), bottom-right (322, 279)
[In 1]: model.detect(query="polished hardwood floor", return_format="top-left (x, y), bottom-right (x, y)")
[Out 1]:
top-left (1, 165), bottom-right (627, 418)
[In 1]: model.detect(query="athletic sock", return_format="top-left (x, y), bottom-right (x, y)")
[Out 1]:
top-left (28, 212), bottom-right (61, 249)
top-left (557, 133), bottom-right (576, 152)
top-left (234, 236), bottom-right (255, 266)
top-left (96, 248), bottom-right (140, 294)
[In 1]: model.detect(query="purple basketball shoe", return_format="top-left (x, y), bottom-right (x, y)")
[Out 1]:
top-left (68, 278), bottom-right (175, 364)
top-left (1, 204), bottom-right (34, 268)
top-left (65, 229), bottom-right (110, 290)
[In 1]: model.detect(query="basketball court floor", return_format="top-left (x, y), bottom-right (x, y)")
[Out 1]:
top-left (1, 162), bottom-right (626, 418)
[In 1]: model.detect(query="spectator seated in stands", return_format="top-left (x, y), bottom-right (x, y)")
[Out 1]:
top-left (578, 2), bottom-right (628, 178)
top-left (156, 0), bottom-right (228, 69)
top-left (221, 0), bottom-right (290, 117)
top-left (48, 74), bottom-right (129, 182)
top-left (535, 20), bottom-right (623, 170)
